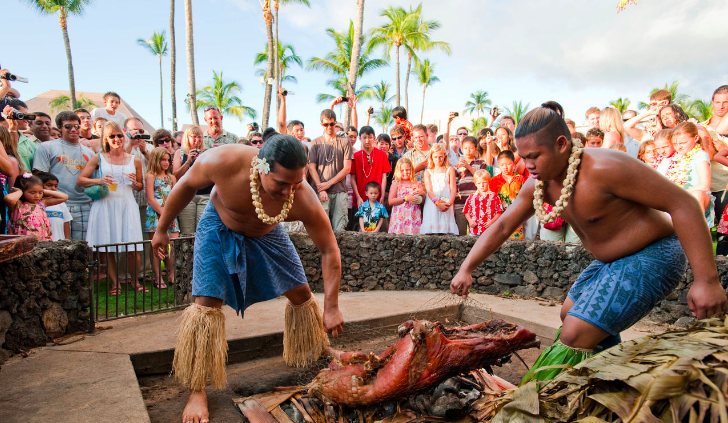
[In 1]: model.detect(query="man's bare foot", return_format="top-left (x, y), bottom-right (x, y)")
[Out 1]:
top-left (182, 390), bottom-right (209, 423)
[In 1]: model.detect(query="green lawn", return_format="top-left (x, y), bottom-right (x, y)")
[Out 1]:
top-left (92, 274), bottom-right (180, 320)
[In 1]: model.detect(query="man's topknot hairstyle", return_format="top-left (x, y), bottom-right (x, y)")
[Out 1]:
top-left (258, 134), bottom-right (308, 172)
top-left (514, 101), bottom-right (571, 146)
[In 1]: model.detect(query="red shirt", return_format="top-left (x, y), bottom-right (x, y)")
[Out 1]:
top-left (350, 148), bottom-right (392, 201)
top-left (394, 117), bottom-right (413, 145)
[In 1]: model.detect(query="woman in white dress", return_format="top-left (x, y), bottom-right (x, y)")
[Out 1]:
top-left (78, 122), bottom-right (146, 295)
top-left (421, 143), bottom-right (459, 235)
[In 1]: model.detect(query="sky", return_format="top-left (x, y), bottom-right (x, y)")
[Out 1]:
top-left (2, 0), bottom-right (727, 137)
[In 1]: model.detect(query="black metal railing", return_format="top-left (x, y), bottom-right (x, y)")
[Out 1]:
top-left (88, 236), bottom-right (194, 323)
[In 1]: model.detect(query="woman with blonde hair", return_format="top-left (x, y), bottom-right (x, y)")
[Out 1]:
top-left (171, 125), bottom-right (210, 234)
top-left (601, 106), bottom-right (640, 157)
top-left (421, 143), bottom-right (458, 235)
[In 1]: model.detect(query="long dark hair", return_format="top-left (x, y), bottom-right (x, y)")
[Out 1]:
top-left (14, 173), bottom-right (43, 202)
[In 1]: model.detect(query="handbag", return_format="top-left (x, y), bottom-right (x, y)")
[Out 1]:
top-left (84, 151), bottom-right (109, 201)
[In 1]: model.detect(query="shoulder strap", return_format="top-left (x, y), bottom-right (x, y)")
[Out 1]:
top-left (97, 151), bottom-right (103, 176)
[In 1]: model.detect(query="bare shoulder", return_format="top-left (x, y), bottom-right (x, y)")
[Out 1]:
top-left (199, 144), bottom-right (256, 170)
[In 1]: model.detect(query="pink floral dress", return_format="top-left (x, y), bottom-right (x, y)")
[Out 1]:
top-left (388, 181), bottom-right (423, 235)
top-left (8, 201), bottom-right (52, 241)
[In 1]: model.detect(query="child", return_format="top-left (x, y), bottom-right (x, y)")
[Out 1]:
top-left (355, 181), bottom-right (388, 232)
top-left (144, 147), bottom-right (179, 288)
top-left (454, 136), bottom-right (489, 235)
top-left (421, 143), bottom-right (459, 235)
top-left (585, 128), bottom-right (604, 148)
top-left (463, 170), bottom-right (503, 236)
top-left (4, 172), bottom-right (68, 241)
top-left (388, 158), bottom-right (424, 235)
top-left (489, 150), bottom-right (527, 239)
top-left (37, 172), bottom-right (72, 241)
top-left (610, 143), bottom-right (627, 152)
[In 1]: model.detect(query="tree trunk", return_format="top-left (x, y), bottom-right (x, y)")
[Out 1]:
top-left (274, 2), bottom-right (280, 115)
top-left (59, 12), bottom-right (77, 109)
top-left (184, 0), bottom-right (199, 125)
top-left (344, 0), bottom-right (365, 129)
top-left (170, 0), bottom-right (177, 131)
top-left (395, 44), bottom-right (401, 107)
top-left (405, 54), bottom-right (412, 114)
top-left (421, 85), bottom-right (426, 124)
top-left (159, 56), bottom-right (164, 128)
top-left (262, 3), bottom-right (274, 129)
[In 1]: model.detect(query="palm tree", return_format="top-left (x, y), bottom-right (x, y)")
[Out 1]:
top-left (369, 6), bottom-right (418, 107)
top-left (372, 80), bottom-right (394, 111)
top-left (261, 1), bottom-right (275, 129)
top-left (464, 91), bottom-right (492, 118)
top-left (470, 117), bottom-right (488, 136)
top-left (138, 31), bottom-right (168, 128)
top-left (315, 77), bottom-right (373, 104)
top-left (22, 0), bottom-right (93, 109)
top-left (687, 99), bottom-right (713, 122)
top-left (344, 0), bottom-right (366, 129)
top-left (48, 94), bottom-right (97, 114)
top-left (412, 59), bottom-right (439, 124)
top-left (272, 0), bottom-right (310, 113)
top-left (307, 21), bottom-right (387, 114)
top-left (254, 43), bottom-right (303, 85)
top-left (183, 0), bottom-right (198, 125)
top-left (610, 98), bottom-right (631, 114)
top-left (505, 101), bottom-right (531, 125)
top-left (170, 0), bottom-right (177, 131)
top-left (401, 4), bottom-right (450, 114)
top-left (192, 71), bottom-right (256, 122)
top-left (374, 106), bottom-right (394, 134)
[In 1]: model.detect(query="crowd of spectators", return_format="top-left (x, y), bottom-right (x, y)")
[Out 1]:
top-left (1, 68), bottom-right (728, 291)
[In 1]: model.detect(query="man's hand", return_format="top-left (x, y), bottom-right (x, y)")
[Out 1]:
top-left (348, 95), bottom-right (358, 109)
top-left (355, 196), bottom-right (363, 207)
top-left (450, 268), bottom-right (473, 298)
top-left (316, 181), bottom-right (330, 192)
top-left (277, 86), bottom-right (287, 100)
top-left (490, 107), bottom-right (500, 121)
top-left (2, 106), bottom-right (18, 131)
top-left (448, 112), bottom-right (457, 123)
top-left (323, 305), bottom-right (344, 338)
top-left (151, 230), bottom-right (170, 260)
top-left (318, 191), bottom-right (329, 203)
top-left (687, 279), bottom-right (728, 320)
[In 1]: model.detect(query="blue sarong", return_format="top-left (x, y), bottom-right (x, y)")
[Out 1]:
top-left (191, 201), bottom-right (307, 317)
top-left (567, 233), bottom-right (687, 337)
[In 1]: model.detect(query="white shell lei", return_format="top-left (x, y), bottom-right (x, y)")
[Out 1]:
top-left (250, 157), bottom-right (295, 225)
top-left (533, 139), bottom-right (584, 224)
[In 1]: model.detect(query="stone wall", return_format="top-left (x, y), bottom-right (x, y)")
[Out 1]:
top-left (289, 232), bottom-right (728, 326)
top-left (0, 240), bottom-right (91, 364)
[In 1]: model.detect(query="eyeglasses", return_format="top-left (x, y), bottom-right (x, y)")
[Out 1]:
top-left (157, 138), bottom-right (172, 144)
top-left (391, 136), bottom-right (403, 141)
top-left (63, 124), bottom-right (80, 130)
top-left (457, 132), bottom-right (468, 136)
top-left (108, 134), bottom-right (124, 139)
top-left (251, 139), bottom-right (263, 145)
top-left (321, 122), bottom-right (336, 127)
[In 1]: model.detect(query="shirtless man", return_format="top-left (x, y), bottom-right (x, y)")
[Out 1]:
top-left (451, 102), bottom-right (727, 382)
top-left (152, 135), bottom-right (344, 423)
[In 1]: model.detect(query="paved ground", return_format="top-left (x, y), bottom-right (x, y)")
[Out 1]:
top-left (0, 291), bottom-right (667, 423)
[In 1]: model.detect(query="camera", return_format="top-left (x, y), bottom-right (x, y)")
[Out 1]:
top-left (368, 106), bottom-right (374, 115)
top-left (130, 133), bottom-right (151, 140)
top-left (250, 122), bottom-right (259, 131)
top-left (281, 89), bottom-right (295, 96)
top-left (1, 109), bottom-right (35, 120)
top-left (340, 96), bottom-right (349, 103)
top-left (0, 70), bottom-right (28, 83)
top-left (453, 112), bottom-right (459, 117)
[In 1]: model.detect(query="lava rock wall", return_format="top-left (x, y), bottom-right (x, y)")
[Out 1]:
top-left (0, 240), bottom-right (91, 364)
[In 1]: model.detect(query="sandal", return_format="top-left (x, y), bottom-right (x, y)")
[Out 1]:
top-left (109, 287), bottom-right (121, 296)
top-left (154, 281), bottom-right (167, 289)
top-left (134, 284), bottom-right (150, 293)
top-left (94, 273), bottom-right (108, 281)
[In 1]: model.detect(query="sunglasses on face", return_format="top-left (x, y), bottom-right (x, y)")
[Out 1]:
top-left (457, 132), bottom-right (468, 136)
top-left (391, 136), bottom-right (403, 141)
top-left (251, 140), bottom-right (263, 145)
top-left (63, 124), bottom-right (80, 130)
top-left (108, 134), bottom-right (124, 139)
top-left (157, 138), bottom-right (172, 144)
top-left (321, 122), bottom-right (336, 127)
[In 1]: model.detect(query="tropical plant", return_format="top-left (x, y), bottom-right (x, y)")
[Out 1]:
top-left (470, 117), bottom-right (489, 136)
top-left (22, 0), bottom-right (93, 109)
top-left (191, 71), bottom-right (256, 122)
top-left (254, 42), bottom-right (303, 85)
top-left (610, 97), bottom-right (631, 114)
top-left (307, 21), bottom-right (387, 107)
top-left (464, 90), bottom-right (492, 118)
top-left (617, 0), bottom-right (638, 13)
top-left (344, 0), bottom-right (366, 129)
top-left (260, 1), bottom-right (275, 129)
top-left (272, 0), bottom-right (310, 113)
top-left (505, 101), bottom-right (531, 125)
top-left (401, 3), bottom-right (450, 114)
top-left (686, 99), bottom-right (713, 122)
top-left (184, 0), bottom-right (198, 125)
top-left (412, 59), bottom-right (439, 124)
top-left (315, 77), bottom-right (373, 104)
top-left (169, 0), bottom-right (177, 131)
top-left (373, 106), bottom-right (394, 134)
top-left (369, 6), bottom-right (418, 107)
top-left (137, 30), bottom-right (168, 128)
top-left (372, 80), bottom-right (394, 111)
top-left (639, 80), bottom-right (691, 111)
top-left (48, 94), bottom-right (97, 114)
